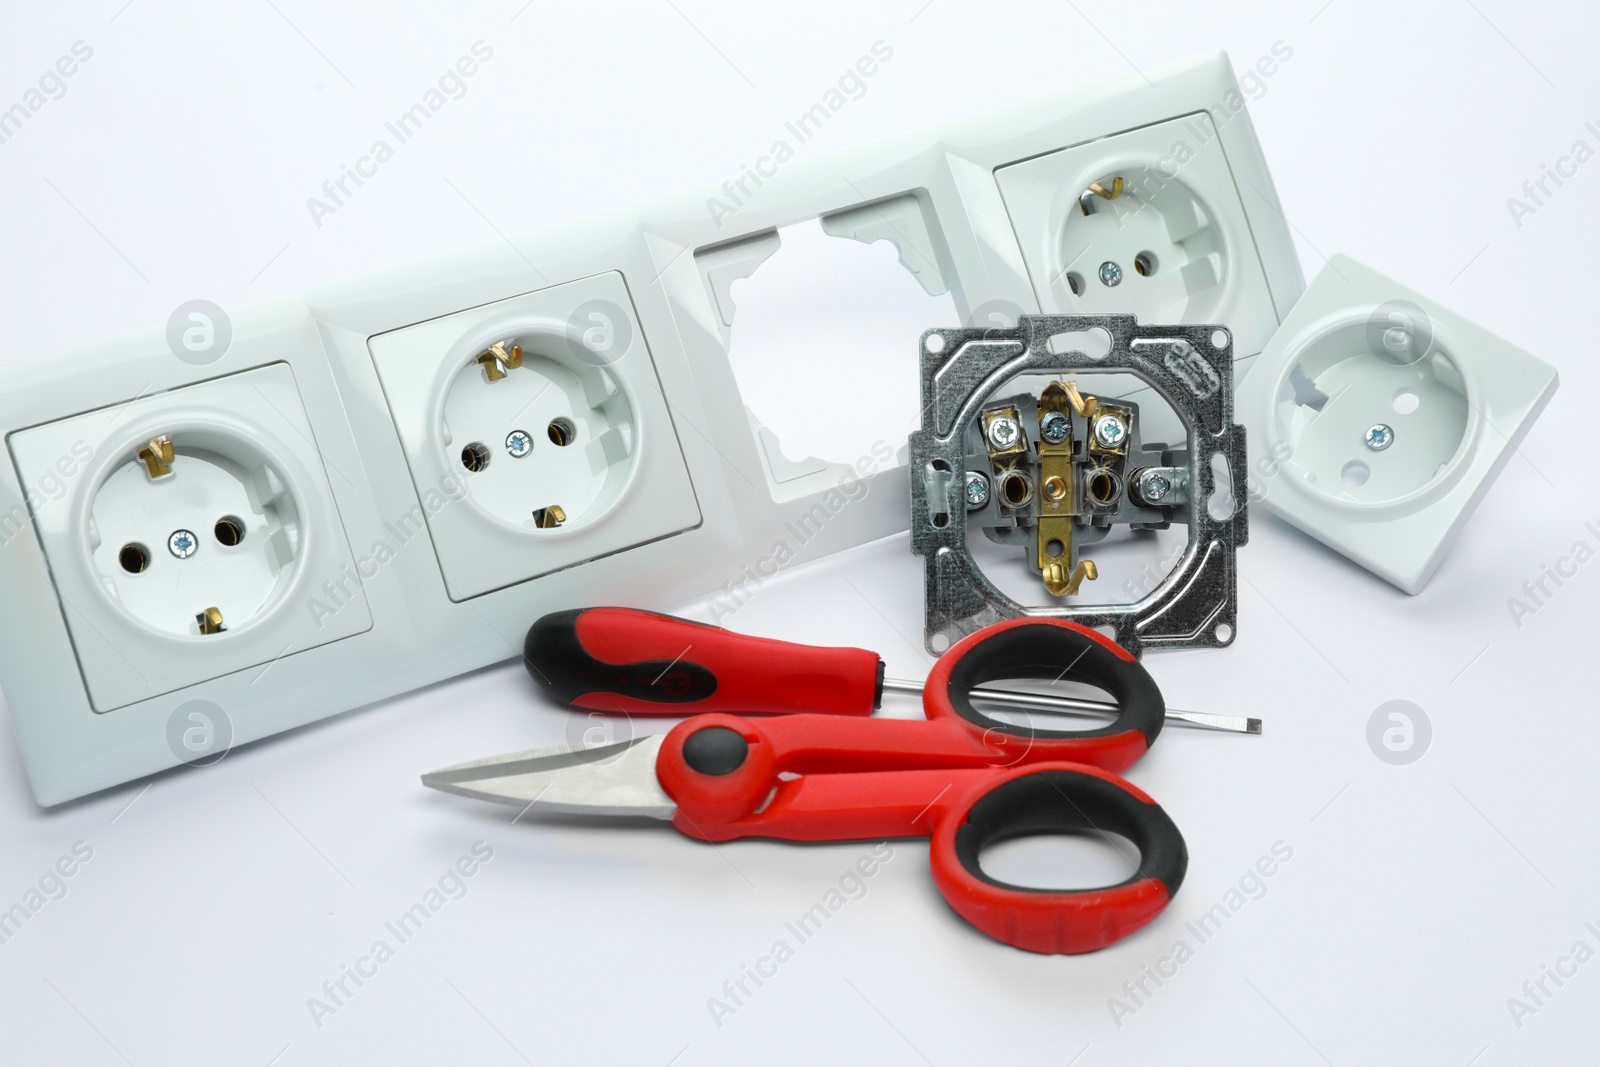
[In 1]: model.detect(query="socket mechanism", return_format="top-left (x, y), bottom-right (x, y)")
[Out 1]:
top-left (909, 315), bottom-right (1248, 657)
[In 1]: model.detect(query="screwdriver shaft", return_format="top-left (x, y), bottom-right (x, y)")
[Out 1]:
top-left (879, 678), bottom-right (1261, 734)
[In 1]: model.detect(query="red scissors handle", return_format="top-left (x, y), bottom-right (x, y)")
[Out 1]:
top-left (660, 750), bottom-right (1185, 954)
top-left (649, 619), bottom-right (1183, 954)
top-left (922, 617), bottom-right (1164, 770)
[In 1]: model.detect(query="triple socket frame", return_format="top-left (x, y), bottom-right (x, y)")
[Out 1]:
top-left (0, 52), bottom-right (1303, 804)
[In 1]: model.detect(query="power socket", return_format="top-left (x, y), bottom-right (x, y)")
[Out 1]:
top-left (1237, 255), bottom-right (1558, 593)
top-left (0, 51), bottom-right (1302, 803)
top-left (995, 113), bottom-right (1287, 376)
top-left (369, 273), bottom-right (699, 600)
top-left (8, 363), bottom-right (370, 711)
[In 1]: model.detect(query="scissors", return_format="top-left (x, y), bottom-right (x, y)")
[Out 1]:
top-left (423, 617), bottom-right (1187, 954)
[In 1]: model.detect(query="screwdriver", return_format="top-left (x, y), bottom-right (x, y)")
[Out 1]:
top-left (523, 607), bottom-right (1260, 735)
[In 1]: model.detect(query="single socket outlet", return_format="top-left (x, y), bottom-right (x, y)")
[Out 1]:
top-left (1237, 255), bottom-right (1559, 593)
top-left (7, 363), bottom-right (372, 711)
top-left (995, 113), bottom-right (1287, 380)
top-left (369, 272), bottom-right (700, 600)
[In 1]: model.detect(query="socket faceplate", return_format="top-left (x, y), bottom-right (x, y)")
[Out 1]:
top-left (1237, 255), bottom-right (1558, 593)
top-left (369, 273), bottom-right (700, 600)
top-left (7, 363), bottom-right (371, 711)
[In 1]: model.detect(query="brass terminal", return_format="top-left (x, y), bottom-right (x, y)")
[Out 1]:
top-left (533, 505), bottom-right (567, 529)
top-left (196, 607), bottom-right (225, 635)
top-left (476, 341), bottom-right (524, 383)
top-left (138, 436), bottom-right (175, 479)
top-left (1088, 177), bottom-right (1124, 201)
top-left (1062, 380), bottom-right (1098, 419)
top-left (1042, 558), bottom-right (1099, 598)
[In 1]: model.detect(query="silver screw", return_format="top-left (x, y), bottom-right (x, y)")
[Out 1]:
top-left (1138, 469), bottom-right (1172, 503)
top-left (964, 471), bottom-right (990, 510)
top-left (1093, 412), bottom-right (1128, 449)
top-left (1098, 261), bottom-right (1123, 287)
top-left (1039, 410), bottom-right (1071, 444)
top-left (168, 529), bottom-right (198, 558)
top-left (985, 415), bottom-right (1022, 451)
top-left (505, 429), bottom-right (533, 457)
top-left (1365, 424), bottom-right (1394, 451)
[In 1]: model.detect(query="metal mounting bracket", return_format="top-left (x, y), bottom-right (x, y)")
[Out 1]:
top-left (908, 315), bottom-right (1248, 657)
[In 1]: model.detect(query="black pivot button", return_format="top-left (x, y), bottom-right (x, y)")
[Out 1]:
top-left (682, 727), bottom-right (748, 776)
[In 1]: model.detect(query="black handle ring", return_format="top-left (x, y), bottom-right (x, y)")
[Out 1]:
top-left (941, 620), bottom-right (1165, 747)
top-left (953, 767), bottom-right (1187, 897)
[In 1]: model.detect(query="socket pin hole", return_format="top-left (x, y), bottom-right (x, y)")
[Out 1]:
top-left (1066, 272), bottom-right (1085, 297)
top-left (1088, 470), bottom-right (1119, 505)
top-left (461, 442), bottom-right (491, 473)
top-left (119, 543), bottom-right (150, 574)
top-left (1393, 389), bottom-right (1421, 415)
top-left (1342, 461), bottom-right (1370, 487)
top-left (214, 516), bottom-right (245, 547)
top-left (1000, 472), bottom-right (1033, 507)
top-left (1134, 251), bottom-right (1158, 277)
top-left (547, 418), bottom-right (576, 447)
top-left (1044, 538), bottom-right (1065, 559)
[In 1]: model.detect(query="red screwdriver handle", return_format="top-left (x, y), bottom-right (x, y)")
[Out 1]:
top-left (523, 607), bottom-right (884, 716)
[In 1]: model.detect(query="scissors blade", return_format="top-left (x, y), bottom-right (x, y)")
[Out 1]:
top-left (421, 735), bottom-right (675, 819)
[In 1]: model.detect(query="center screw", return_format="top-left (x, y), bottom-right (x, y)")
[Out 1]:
top-left (985, 415), bottom-right (1022, 451)
top-left (964, 471), bottom-right (990, 510)
top-left (1093, 412), bottom-right (1128, 449)
top-left (1039, 410), bottom-right (1071, 444)
top-left (505, 429), bottom-right (533, 458)
top-left (1365, 424), bottom-right (1394, 451)
top-left (168, 529), bottom-right (198, 559)
top-left (1098, 261), bottom-right (1123, 287)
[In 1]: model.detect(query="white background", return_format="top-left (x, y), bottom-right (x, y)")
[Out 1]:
top-left (2, 1), bottom-right (1598, 1063)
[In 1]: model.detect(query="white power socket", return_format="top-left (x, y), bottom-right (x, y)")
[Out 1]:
top-left (995, 112), bottom-right (1288, 377)
top-left (1238, 255), bottom-right (1558, 593)
top-left (0, 52), bottom-right (1302, 803)
top-left (8, 363), bottom-right (371, 712)
top-left (369, 273), bottom-right (700, 600)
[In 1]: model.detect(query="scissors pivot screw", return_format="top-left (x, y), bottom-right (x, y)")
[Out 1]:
top-left (682, 726), bottom-right (748, 776)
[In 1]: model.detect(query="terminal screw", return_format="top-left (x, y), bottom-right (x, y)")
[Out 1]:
top-left (1098, 261), bottom-right (1123, 287)
top-left (1039, 410), bottom-right (1071, 444)
top-left (985, 415), bottom-right (1022, 452)
top-left (1365, 424), bottom-right (1394, 451)
top-left (963, 471), bottom-right (990, 510)
top-left (1093, 412), bottom-right (1128, 449)
top-left (1138, 469), bottom-right (1172, 503)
